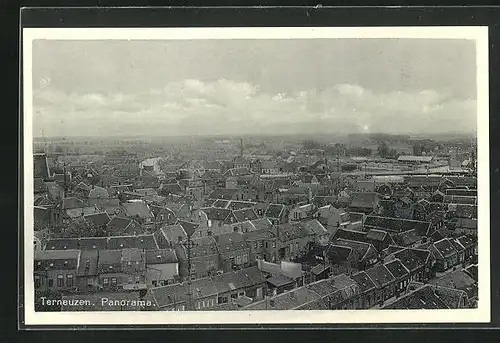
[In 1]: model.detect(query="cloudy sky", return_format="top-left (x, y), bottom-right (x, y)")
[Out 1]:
top-left (32, 39), bottom-right (477, 137)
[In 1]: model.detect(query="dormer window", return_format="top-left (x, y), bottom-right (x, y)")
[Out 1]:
top-left (49, 263), bottom-right (54, 267)
top-left (120, 244), bottom-right (124, 248)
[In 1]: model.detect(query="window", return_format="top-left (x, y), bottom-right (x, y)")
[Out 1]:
top-left (57, 274), bottom-right (64, 287)
top-left (202, 300), bottom-right (205, 308)
top-left (272, 241), bottom-right (276, 248)
top-left (34, 275), bottom-right (41, 288)
top-left (135, 276), bottom-right (140, 283)
top-left (265, 242), bottom-right (269, 249)
top-left (152, 280), bottom-right (158, 287)
top-left (87, 278), bottom-right (93, 286)
top-left (111, 277), bottom-right (117, 286)
top-left (66, 274), bottom-right (74, 287)
top-left (103, 278), bottom-right (109, 286)
top-left (254, 242), bottom-right (258, 249)
top-left (259, 241), bottom-right (264, 248)
top-left (295, 242), bottom-right (299, 252)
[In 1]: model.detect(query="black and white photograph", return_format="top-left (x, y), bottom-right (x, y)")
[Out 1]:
top-left (22, 26), bottom-right (490, 325)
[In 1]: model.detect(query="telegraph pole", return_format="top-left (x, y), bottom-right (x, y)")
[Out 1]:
top-left (186, 233), bottom-right (193, 311)
top-left (183, 224), bottom-right (196, 311)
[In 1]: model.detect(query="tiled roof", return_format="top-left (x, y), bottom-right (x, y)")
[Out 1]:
top-left (44, 238), bottom-right (78, 251)
top-left (432, 238), bottom-right (458, 258)
top-left (106, 217), bottom-right (140, 236)
top-left (432, 269), bottom-right (477, 298)
top-left (35, 250), bottom-right (80, 271)
top-left (96, 249), bottom-right (123, 273)
top-left (213, 199), bottom-right (230, 209)
top-left (107, 234), bottom-right (158, 250)
top-left (366, 229), bottom-right (387, 242)
top-left (277, 223), bottom-right (315, 242)
top-left (325, 245), bottom-right (352, 264)
top-left (212, 266), bottom-right (266, 293)
top-left (265, 204), bottom-right (286, 218)
top-left (384, 259), bottom-right (410, 279)
top-left (161, 224), bottom-right (188, 243)
top-left (208, 188), bottom-right (240, 200)
top-left (66, 206), bottom-right (100, 218)
top-left (365, 265), bottom-right (395, 288)
top-left (78, 237), bottom-right (108, 250)
top-left (76, 250), bottom-right (99, 276)
top-left (349, 192), bottom-right (378, 209)
top-left (233, 208), bottom-right (259, 223)
top-left (145, 248), bottom-right (178, 264)
top-left (300, 219), bottom-right (328, 236)
top-left (444, 195), bottom-right (477, 205)
top-left (364, 216), bottom-right (431, 236)
top-left (159, 183), bottom-right (183, 196)
top-left (88, 186), bottom-right (110, 199)
top-left (84, 212), bottom-right (111, 227)
top-left (121, 201), bottom-right (154, 219)
top-left (457, 235), bottom-right (476, 249)
top-left (351, 271), bottom-right (376, 293)
top-left (62, 197), bottom-right (85, 210)
top-left (330, 238), bottom-right (374, 262)
top-left (382, 284), bottom-right (452, 309)
top-left (228, 201), bottom-right (257, 211)
top-left (201, 207), bottom-right (232, 222)
top-left (215, 232), bottom-right (248, 253)
top-left (393, 229), bottom-right (422, 247)
top-left (393, 248), bottom-right (425, 272)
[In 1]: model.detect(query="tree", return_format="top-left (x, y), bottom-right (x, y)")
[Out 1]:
top-left (377, 142), bottom-right (389, 158)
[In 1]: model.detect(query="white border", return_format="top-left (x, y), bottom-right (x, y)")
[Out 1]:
top-left (22, 26), bottom-right (490, 325)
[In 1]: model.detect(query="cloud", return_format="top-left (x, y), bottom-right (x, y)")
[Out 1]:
top-left (32, 79), bottom-right (477, 137)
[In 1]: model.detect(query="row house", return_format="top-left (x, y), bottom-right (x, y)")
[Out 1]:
top-left (97, 248), bottom-right (147, 292)
top-left (432, 269), bottom-right (478, 306)
top-left (145, 266), bottom-right (266, 311)
top-left (428, 237), bottom-right (473, 272)
top-left (214, 232), bottom-right (252, 272)
top-left (363, 215), bottom-right (432, 237)
top-left (384, 246), bottom-right (435, 283)
top-left (244, 229), bottom-right (278, 263)
top-left (383, 283), bottom-right (471, 309)
top-left (348, 192), bottom-right (381, 215)
top-left (145, 248), bottom-right (180, 287)
top-left (351, 271), bottom-right (377, 308)
top-left (243, 274), bottom-right (360, 311)
top-left (275, 222), bottom-right (317, 262)
top-left (175, 236), bottom-right (220, 279)
top-left (44, 233), bottom-right (159, 252)
top-left (326, 238), bottom-right (379, 276)
top-left (334, 228), bottom-right (394, 252)
top-left (34, 250), bottom-right (81, 292)
top-left (365, 264), bottom-right (398, 307)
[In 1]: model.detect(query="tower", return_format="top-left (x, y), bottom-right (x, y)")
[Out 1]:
top-left (240, 138), bottom-right (244, 158)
